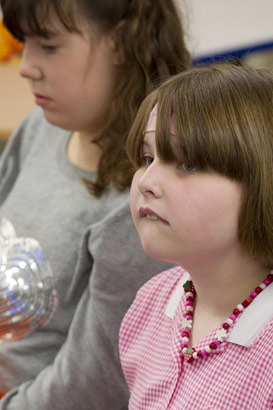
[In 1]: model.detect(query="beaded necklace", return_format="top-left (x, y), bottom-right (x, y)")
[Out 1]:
top-left (181, 271), bottom-right (273, 363)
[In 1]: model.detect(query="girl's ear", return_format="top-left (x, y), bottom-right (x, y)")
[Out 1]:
top-left (109, 20), bottom-right (125, 66)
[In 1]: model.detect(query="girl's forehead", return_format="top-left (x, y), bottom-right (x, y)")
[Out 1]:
top-left (145, 105), bottom-right (158, 133)
top-left (18, 2), bottom-right (84, 38)
top-left (19, 9), bottom-right (64, 36)
top-left (145, 104), bottom-right (177, 135)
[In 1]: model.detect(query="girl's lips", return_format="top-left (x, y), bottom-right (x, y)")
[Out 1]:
top-left (34, 94), bottom-right (52, 107)
top-left (139, 207), bottom-right (169, 225)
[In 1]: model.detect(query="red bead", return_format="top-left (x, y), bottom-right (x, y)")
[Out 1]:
top-left (223, 323), bottom-right (230, 330)
top-left (242, 296), bottom-right (253, 307)
top-left (182, 330), bottom-right (189, 337)
top-left (267, 273), bottom-right (273, 282)
top-left (184, 351), bottom-right (194, 363)
top-left (187, 311), bottom-right (193, 317)
top-left (233, 308), bottom-right (240, 316)
top-left (255, 287), bottom-right (262, 294)
top-left (197, 351), bottom-right (203, 358)
top-left (209, 342), bottom-right (217, 350)
top-left (187, 297), bottom-right (194, 302)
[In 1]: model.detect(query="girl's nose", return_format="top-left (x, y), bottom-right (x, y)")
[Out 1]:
top-left (137, 162), bottom-right (162, 198)
top-left (19, 45), bottom-right (42, 81)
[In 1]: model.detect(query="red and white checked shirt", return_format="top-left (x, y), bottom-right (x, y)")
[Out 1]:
top-left (119, 266), bottom-right (273, 409)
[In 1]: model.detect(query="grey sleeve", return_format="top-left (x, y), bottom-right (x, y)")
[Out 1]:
top-left (0, 207), bottom-right (172, 409)
top-left (0, 127), bottom-right (22, 205)
top-left (0, 109), bottom-right (42, 206)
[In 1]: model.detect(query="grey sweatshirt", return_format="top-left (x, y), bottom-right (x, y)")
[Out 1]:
top-left (0, 108), bottom-right (172, 410)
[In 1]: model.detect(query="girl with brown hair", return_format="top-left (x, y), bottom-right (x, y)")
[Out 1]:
top-left (120, 64), bottom-right (273, 409)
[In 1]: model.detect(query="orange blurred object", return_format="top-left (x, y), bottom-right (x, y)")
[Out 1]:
top-left (0, 389), bottom-right (4, 398)
top-left (0, 20), bottom-right (23, 62)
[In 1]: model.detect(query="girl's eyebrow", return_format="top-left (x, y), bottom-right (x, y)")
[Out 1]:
top-left (41, 30), bottom-right (64, 39)
top-left (142, 139), bottom-right (152, 149)
top-left (45, 31), bottom-right (59, 38)
top-left (25, 30), bottom-right (59, 39)
top-left (143, 130), bottom-right (155, 137)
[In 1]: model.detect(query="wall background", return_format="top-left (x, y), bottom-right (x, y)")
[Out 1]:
top-left (178, 0), bottom-right (273, 61)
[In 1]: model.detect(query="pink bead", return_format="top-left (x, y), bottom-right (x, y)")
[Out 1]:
top-left (186, 301), bottom-right (193, 306)
top-left (186, 314), bottom-right (193, 320)
top-left (251, 292), bottom-right (257, 298)
top-left (264, 279), bottom-right (271, 286)
top-left (213, 339), bottom-right (221, 345)
top-left (230, 314), bottom-right (236, 321)
top-left (201, 350), bottom-right (208, 357)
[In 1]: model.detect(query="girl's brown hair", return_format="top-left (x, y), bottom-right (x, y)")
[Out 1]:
top-left (127, 64), bottom-right (273, 268)
top-left (1, 0), bottom-right (191, 196)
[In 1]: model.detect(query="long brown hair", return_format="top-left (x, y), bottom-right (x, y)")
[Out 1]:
top-left (127, 64), bottom-right (273, 268)
top-left (1, 0), bottom-right (191, 196)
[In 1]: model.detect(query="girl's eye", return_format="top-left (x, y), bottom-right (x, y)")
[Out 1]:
top-left (179, 162), bottom-right (198, 172)
top-left (142, 155), bottom-right (154, 167)
top-left (42, 45), bottom-right (57, 52)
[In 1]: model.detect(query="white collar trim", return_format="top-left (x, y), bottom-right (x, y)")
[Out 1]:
top-left (165, 274), bottom-right (273, 347)
top-left (165, 272), bottom-right (190, 319)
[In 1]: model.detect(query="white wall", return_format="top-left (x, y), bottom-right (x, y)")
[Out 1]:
top-left (178, 0), bottom-right (273, 59)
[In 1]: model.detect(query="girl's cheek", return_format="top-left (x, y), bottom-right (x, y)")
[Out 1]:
top-left (130, 177), bottom-right (138, 210)
top-left (130, 170), bottom-right (141, 196)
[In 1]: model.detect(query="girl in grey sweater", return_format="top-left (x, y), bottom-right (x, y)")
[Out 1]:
top-left (0, 0), bottom-right (190, 408)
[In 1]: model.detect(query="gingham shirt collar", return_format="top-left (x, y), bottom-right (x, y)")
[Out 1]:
top-left (165, 272), bottom-right (273, 347)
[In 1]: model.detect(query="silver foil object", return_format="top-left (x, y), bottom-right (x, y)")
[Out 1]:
top-left (0, 218), bottom-right (16, 244)
top-left (0, 219), bottom-right (58, 342)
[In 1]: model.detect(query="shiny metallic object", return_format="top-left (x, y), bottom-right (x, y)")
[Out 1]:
top-left (0, 218), bottom-right (58, 342)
